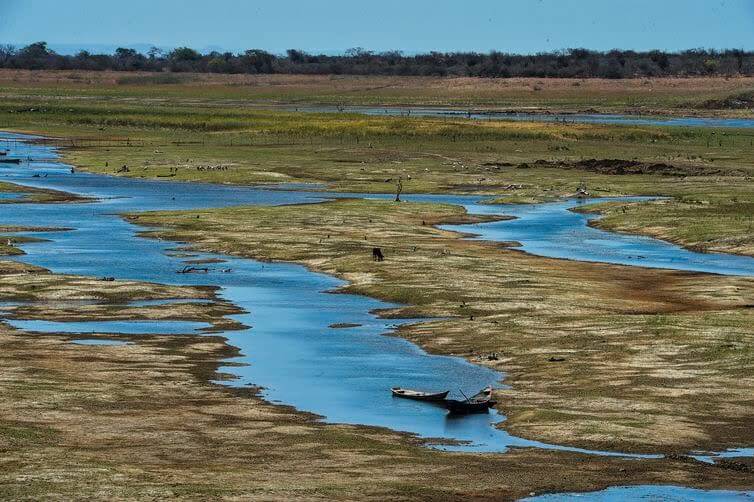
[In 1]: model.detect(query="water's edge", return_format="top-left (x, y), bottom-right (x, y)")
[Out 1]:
top-left (288, 105), bottom-right (754, 129)
top-left (1, 131), bottom-right (752, 500)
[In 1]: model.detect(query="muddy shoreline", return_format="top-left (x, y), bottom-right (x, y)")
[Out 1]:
top-left (1, 135), bottom-right (753, 498)
top-left (131, 198), bottom-right (754, 456)
top-left (0, 256), bottom-right (751, 498)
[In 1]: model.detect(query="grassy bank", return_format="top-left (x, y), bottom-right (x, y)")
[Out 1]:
top-left (1, 72), bottom-right (753, 256)
top-left (0, 254), bottom-right (751, 499)
top-left (0, 224), bottom-right (242, 330)
top-left (133, 198), bottom-right (754, 455)
top-left (0, 252), bottom-right (238, 330)
top-left (2, 70), bottom-right (754, 113)
top-left (581, 198), bottom-right (754, 256)
top-left (4, 318), bottom-right (745, 500)
top-left (1, 72), bottom-right (754, 497)
top-left (0, 181), bottom-right (86, 204)
top-left (2, 221), bottom-right (748, 499)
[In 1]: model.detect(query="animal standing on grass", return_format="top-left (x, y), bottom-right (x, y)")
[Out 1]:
top-left (372, 248), bottom-right (384, 262)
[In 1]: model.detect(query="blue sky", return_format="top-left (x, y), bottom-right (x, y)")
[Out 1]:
top-left (1, 0), bottom-right (753, 54)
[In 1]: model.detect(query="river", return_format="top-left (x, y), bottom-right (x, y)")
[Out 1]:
top-left (1, 132), bottom-right (752, 500)
top-left (289, 105), bottom-right (754, 129)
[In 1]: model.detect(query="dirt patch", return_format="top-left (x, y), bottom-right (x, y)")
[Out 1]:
top-left (519, 159), bottom-right (741, 177)
top-left (700, 91), bottom-right (754, 110)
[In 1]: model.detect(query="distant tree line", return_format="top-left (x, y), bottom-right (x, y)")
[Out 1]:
top-left (2, 42), bottom-right (754, 78)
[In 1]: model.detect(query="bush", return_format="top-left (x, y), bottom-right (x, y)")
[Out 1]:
top-left (3, 43), bottom-right (754, 78)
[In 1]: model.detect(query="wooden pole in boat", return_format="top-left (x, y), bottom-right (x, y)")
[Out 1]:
top-left (459, 389), bottom-right (471, 403)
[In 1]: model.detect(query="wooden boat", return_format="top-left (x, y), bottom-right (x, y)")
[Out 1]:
top-left (445, 386), bottom-right (496, 414)
top-left (177, 266), bottom-right (209, 274)
top-left (0, 158), bottom-right (21, 164)
top-left (391, 387), bottom-right (449, 402)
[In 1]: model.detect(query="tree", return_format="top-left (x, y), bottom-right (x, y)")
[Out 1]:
top-left (167, 47), bottom-right (202, 72)
top-left (19, 41), bottom-right (51, 59)
top-left (240, 49), bottom-right (276, 73)
top-left (73, 50), bottom-right (92, 69)
top-left (170, 47), bottom-right (201, 62)
top-left (115, 47), bottom-right (138, 60)
top-left (208, 56), bottom-right (234, 73)
top-left (16, 41), bottom-right (53, 69)
top-left (0, 45), bottom-right (752, 78)
top-left (0, 44), bottom-right (15, 65)
top-left (345, 47), bottom-right (371, 58)
top-left (113, 47), bottom-right (143, 70)
top-left (704, 58), bottom-right (720, 75)
top-left (147, 46), bottom-right (164, 59)
top-left (286, 49), bottom-right (307, 63)
top-left (649, 50), bottom-right (670, 72)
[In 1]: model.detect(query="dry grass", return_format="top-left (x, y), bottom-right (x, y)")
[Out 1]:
top-left (0, 181), bottom-right (86, 204)
top-left (0, 256), bottom-right (751, 499)
top-left (2, 69), bottom-right (754, 112)
top-left (5, 324), bottom-right (742, 501)
top-left (2, 76), bottom-right (751, 261)
top-left (134, 199), bottom-right (754, 454)
top-left (1, 71), bottom-right (754, 498)
top-left (584, 199), bottom-right (754, 256)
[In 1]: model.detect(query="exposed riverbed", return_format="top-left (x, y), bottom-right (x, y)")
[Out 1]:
top-left (1, 132), bottom-right (753, 499)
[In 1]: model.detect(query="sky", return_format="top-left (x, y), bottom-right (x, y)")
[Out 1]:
top-left (1, 0), bottom-right (754, 55)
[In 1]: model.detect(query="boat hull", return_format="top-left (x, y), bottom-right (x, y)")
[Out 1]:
top-left (391, 388), bottom-right (449, 402)
top-left (445, 399), bottom-right (491, 414)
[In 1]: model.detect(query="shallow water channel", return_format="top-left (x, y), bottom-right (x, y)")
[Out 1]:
top-left (289, 105), bottom-right (754, 129)
top-left (1, 132), bottom-right (753, 499)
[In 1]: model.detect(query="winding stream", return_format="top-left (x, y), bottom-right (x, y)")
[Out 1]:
top-left (440, 197), bottom-right (754, 276)
top-left (523, 486), bottom-right (754, 501)
top-left (1, 132), bottom-right (753, 499)
top-left (289, 105), bottom-right (754, 129)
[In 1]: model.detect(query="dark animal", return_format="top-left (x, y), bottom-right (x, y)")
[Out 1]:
top-left (372, 248), bottom-right (384, 262)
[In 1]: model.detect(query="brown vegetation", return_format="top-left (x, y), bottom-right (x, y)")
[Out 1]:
top-left (3, 69), bottom-right (754, 113)
top-left (0, 255), bottom-right (751, 499)
top-left (133, 199), bottom-right (754, 455)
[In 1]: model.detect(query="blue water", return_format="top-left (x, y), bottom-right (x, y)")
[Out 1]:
top-left (523, 486), bottom-right (754, 501)
top-left (71, 339), bottom-right (131, 346)
top-left (129, 298), bottom-right (214, 307)
top-left (692, 447), bottom-right (754, 464)
top-left (292, 105), bottom-right (754, 129)
top-left (10, 319), bottom-right (212, 335)
top-left (0, 132), bottom-right (513, 452)
top-left (1, 132), bottom-right (753, 499)
top-left (441, 197), bottom-right (754, 276)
